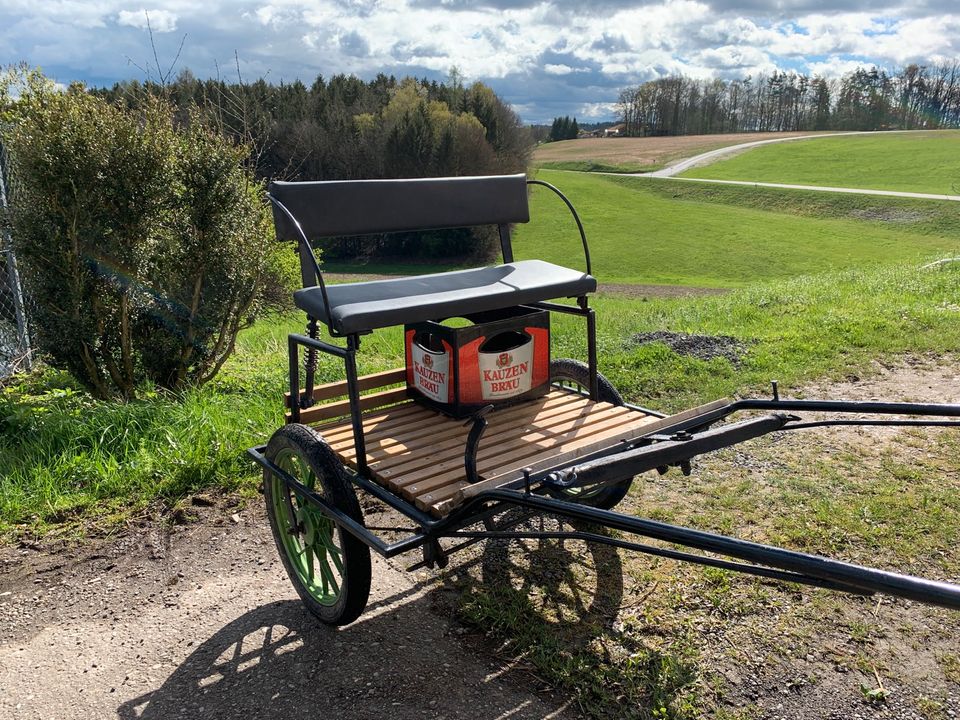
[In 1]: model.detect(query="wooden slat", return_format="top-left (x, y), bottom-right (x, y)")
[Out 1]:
top-left (364, 393), bottom-right (589, 455)
top-left (458, 419), bottom-right (656, 502)
top-left (387, 402), bottom-right (620, 491)
top-left (315, 388), bottom-right (732, 517)
top-left (320, 390), bottom-right (583, 447)
top-left (372, 398), bottom-right (602, 484)
top-left (456, 397), bottom-right (733, 503)
top-left (403, 406), bottom-right (637, 497)
top-left (374, 409), bottom-right (595, 481)
top-left (327, 391), bottom-right (586, 458)
top-left (316, 402), bottom-right (429, 441)
top-left (285, 367), bottom-right (407, 407)
top-left (324, 404), bottom-right (455, 449)
top-left (632, 398), bottom-right (731, 435)
top-left (416, 483), bottom-right (469, 512)
top-left (344, 396), bottom-right (595, 469)
top-left (422, 413), bottom-right (655, 513)
top-left (288, 387), bottom-right (410, 424)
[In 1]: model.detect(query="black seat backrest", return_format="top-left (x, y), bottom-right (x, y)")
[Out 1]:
top-left (269, 174), bottom-right (529, 286)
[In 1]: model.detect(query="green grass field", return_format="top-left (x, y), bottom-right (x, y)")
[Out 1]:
top-left (5, 167), bottom-right (960, 531)
top-left (514, 169), bottom-right (960, 287)
top-left (536, 160), bottom-right (657, 174)
top-left (5, 146), bottom-right (960, 718)
top-left (4, 260), bottom-right (960, 532)
top-left (681, 130), bottom-right (960, 194)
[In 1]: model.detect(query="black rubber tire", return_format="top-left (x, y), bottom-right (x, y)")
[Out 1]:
top-left (263, 423), bottom-right (371, 626)
top-left (548, 358), bottom-right (634, 510)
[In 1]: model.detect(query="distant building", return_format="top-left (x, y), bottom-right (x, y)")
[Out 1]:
top-left (604, 124), bottom-right (625, 137)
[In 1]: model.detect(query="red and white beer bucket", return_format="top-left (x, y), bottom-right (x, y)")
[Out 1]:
top-left (404, 306), bottom-right (550, 418)
top-left (408, 333), bottom-right (452, 403)
top-left (477, 331), bottom-right (534, 400)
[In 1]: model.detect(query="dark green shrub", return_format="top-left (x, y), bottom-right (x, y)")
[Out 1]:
top-left (2, 71), bottom-right (274, 398)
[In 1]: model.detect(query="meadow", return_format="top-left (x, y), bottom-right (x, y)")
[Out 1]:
top-left (531, 131), bottom-right (832, 173)
top-left (515, 170), bottom-right (960, 286)
top-left (4, 135), bottom-right (960, 718)
top-left (680, 130), bottom-right (960, 194)
top-left (3, 167), bottom-right (960, 530)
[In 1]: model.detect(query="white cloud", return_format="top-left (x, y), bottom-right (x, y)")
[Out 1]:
top-left (805, 56), bottom-right (872, 77)
top-left (116, 8), bottom-right (179, 33)
top-left (578, 101), bottom-right (619, 118)
top-left (1, 0), bottom-right (960, 122)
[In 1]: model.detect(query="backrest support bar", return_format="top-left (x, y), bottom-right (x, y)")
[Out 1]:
top-left (269, 174), bottom-right (530, 241)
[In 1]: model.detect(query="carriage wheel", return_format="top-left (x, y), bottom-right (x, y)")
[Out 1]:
top-left (549, 358), bottom-right (634, 510)
top-left (263, 424), bottom-right (371, 626)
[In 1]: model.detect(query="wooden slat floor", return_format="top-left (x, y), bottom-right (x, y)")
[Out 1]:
top-left (313, 390), bottom-right (662, 516)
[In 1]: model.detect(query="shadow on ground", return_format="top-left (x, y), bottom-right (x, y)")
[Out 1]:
top-left (116, 515), bottom-right (698, 719)
top-left (115, 590), bottom-right (556, 720)
top-left (115, 541), bottom-right (579, 720)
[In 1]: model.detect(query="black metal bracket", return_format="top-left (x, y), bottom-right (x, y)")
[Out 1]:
top-left (526, 179), bottom-right (592, 276)
top-left (422, 538), bottom-right (449, 569)
top-left (530, 297), bottom-right (599, 401)
top-left (267, 193), bottom-right (327, 306)
top-left (464, 405), bottom-right (495, 484)
top-left (285, 331), bottom-right (368, 474)
top-left (544, 413), bottom-right (795, 491)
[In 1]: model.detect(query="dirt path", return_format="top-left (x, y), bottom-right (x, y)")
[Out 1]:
top-left (663, 176), bottom-right (960, 202)
top-left (642, 130), bottom-right (960, 201)
top-left (532, 132), bottom-right (836, 170)
top-left (0, 503), bottom-right (575, 720)
top-left (645, 130), bottom-right (904, 178)
top-left (2, 358), bottom-right (959, 719)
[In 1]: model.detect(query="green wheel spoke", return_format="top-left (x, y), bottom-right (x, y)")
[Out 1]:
top-left (319, 533), bottom-right (345, 574)
top-left (304, 546), bottom-right (315, 583)
top-left (317, 553), bottom-right (340, 596)
top-left (318, 549), bottom-right (329, 596)
top-left (267, 434), bottom-right (370, 620)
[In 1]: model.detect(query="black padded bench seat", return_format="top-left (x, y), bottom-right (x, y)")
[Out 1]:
top-left (294, 259), bottom-right (596, 334)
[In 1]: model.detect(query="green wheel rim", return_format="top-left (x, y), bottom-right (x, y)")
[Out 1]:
top-left (271, 448), bottom-right (345, 606)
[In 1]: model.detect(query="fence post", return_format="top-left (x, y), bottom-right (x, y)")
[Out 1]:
top-left (0, 135), bottom-right (32, 374)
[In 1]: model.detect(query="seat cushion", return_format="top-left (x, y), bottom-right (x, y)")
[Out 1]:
top-left (294, 260), bottom-right (596, 334)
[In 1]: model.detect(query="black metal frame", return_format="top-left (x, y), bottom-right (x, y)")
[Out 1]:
top-left (258, 175), bottom-right (960, 612)
top-left (250, 391), bottom-right (960, 610)
top-left (279, 178), bottom-right (603, 475)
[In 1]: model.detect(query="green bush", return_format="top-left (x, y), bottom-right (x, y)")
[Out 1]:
top-left (2, 71), bottom-right (274, 398)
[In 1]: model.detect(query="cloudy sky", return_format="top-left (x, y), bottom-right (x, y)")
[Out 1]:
top-left (2, 1), bottom-right (958, 123)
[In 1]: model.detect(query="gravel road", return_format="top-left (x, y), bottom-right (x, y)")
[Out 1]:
top-left (0, 501), bottom-right (576, 720)
top-left (644, 130), bottom-right (897, 178)
top-left (642, 129), bottom-right (960, 201)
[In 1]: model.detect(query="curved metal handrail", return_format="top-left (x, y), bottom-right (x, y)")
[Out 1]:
top-left (526, 178), bottom-right (592, 276)
top-left (266, 193), bottom-right (330, 323)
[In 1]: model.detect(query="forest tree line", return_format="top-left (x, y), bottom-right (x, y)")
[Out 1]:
top-left (95, 71), bottom-right (533, 259)
top-left (96, 70), bottom-right (531, 181)
top-left (549, 116), bottom-right (580, 141)
top-left (616, 61), bottom-right (960, 136)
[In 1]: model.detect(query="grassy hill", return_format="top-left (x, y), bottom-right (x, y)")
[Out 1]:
top-left (681, 130), bottom-right (960, 194)
top-left (514, 170), bottom-right (960, 287)
top-left (6, 151), bottom-right (960, 719)
top-left (532, 131), bottom-right (832, 173)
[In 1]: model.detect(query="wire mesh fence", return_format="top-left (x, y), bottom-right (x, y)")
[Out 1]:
top-left (0, 136), bottom-right (32, 379)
